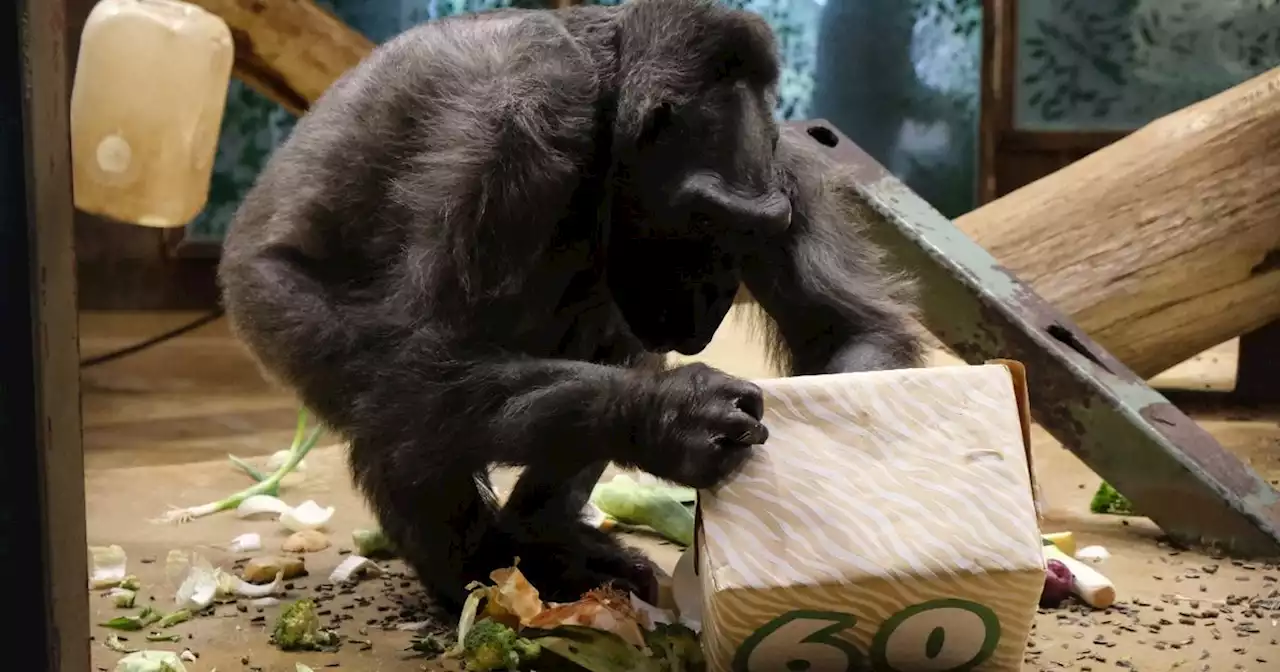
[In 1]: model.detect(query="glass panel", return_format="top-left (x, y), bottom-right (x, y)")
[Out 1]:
top-left (810, 0), bottom-right (982, 217)
top-left (1014, 0), bottom-right (1280, 132)
top-left (186, 0), bottom-right (538, 244)
top-left (186, 0), bottom-right (985, 243)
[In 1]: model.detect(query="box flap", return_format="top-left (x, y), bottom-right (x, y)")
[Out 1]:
top-left (985, 359), bottom-right (1041, 520)
top-left (693, 364), bottom-right (1041, 591)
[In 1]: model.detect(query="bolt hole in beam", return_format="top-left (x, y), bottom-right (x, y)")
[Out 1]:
top-left (806, 125), bottom-right (840, 148)
top-left (1045, 323), bottom-right (1113, 374)
top-left (781, 119), bottom-right (1280, 556)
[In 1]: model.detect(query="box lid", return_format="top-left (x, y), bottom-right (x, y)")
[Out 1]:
top-left (692, 362), bottom-right (1040, 593)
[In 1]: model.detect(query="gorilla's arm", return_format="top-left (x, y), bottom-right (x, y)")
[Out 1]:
top-left (220, 0), bottom-right (791, 612)
top-left (740, 133), bottom-right (925, 375)
top-left (225, 237), bottom-right (768, 609)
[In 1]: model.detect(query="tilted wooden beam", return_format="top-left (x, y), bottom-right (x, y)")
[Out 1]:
top-left (785, 119), bottom-right (1280, 559)
top-left (955, 66), bottom-right (1280, 379)
top-left (185, 0), bottom-right (374, 114)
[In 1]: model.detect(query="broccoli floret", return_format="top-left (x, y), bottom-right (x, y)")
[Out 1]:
top-left (462, 618), bottom-right (540, 671)
top-left (646, 622), bottom-right (706, 672)
top-left (1090, 482), bottom-right (1135, 515)
top-left (410, 631), bottom-right (450, 656)
top-left (271, 599), bottom-right (339, 651)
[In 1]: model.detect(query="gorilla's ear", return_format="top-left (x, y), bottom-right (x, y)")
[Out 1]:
top-left (612, 1), bottom-right (780, 149)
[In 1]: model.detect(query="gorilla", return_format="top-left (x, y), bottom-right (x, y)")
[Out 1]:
top-left (218, 0), bottom-right (922, 613)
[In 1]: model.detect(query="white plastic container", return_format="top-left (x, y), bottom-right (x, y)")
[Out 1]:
top-left (70, 0), bottom-right (234, 228)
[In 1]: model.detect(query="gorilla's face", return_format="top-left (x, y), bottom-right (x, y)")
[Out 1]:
top-left (607, 81), bottom-right (791, 355)
top-left (606, 236), bottom-right (740, 355)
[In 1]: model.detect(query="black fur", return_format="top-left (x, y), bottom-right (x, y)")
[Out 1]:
top-left (217, 0), bottom-right (922, 613)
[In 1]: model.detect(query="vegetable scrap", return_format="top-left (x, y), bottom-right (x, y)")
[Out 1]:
top-left (271, 598), bottom-right (339, 651)
top-left (267, 448), bottom-right (309, 473)
top-left (280, 500), bottom-right (336, 532)
top-left (1042, 534), bottom-right (1118, 610)
top-left (90, 544), bottom-right (129, 589)
top-left (351, 528), bottom-right (396, 558)
top-left (236, 494), bottom-right (293, 518)
top-left (105, 634), bottom-right (137, 654)
top-left (109, 587), bottom-right (137, 608)
top-left (236, 495), bottom-right (336, 533)
top-left (1042, 531), bottom-right (1076, 556)
top-left (1075, 544), bottom-right (1111, 564)
top-left (419, 561), bottom-right (706, 671)
top-left (153, 408), bottom-right (322, 524)
top-left (283, 529), bottom-right (331, 553)
top-left (158, 609), bottom-right (193, 628)
top-left (1039, 533), bottom-right (1122, 610)
top-left (329, 555), bottom-right (381, 584)
top-left (101, 605), bottom-right (193, 633)
top-left (242, 555), bottom-right (307, 583)
top-left (112, 650), bottom-right (187, 672)
top-left (226, 532), bottom-right (262, 553)
top-left (1090, 481), bottom-right (1136, 516)
top-left (589, 473), bottom-right (696, 547)
top-left (580, 501), bottom-right (613, 531)
top-left (458, 618), bottom-right (542, 671)
top-left (166, 549), bottom-right (287, 611)
top-left (1041, 559), bottom-right (1075, 608)
top-left (101, 606), bottom-right (163, 631)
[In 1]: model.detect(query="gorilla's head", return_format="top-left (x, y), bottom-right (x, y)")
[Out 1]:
top-left (605, 0), bottom-right (792, 356)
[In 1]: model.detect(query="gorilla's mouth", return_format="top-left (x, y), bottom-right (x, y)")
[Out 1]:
top-left (605, 229), bottom-right (741, 357)
top-left (667, 332), bottom-right (718, 357)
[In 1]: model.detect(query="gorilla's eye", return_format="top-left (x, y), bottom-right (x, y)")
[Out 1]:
top-left (638, 102), bottom-right (676, 147)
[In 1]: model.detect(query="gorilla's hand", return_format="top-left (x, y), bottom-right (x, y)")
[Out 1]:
top-left (629, 363), bottom-right (768, 489)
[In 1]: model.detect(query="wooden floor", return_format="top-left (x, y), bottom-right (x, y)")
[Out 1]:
top-left (81, 311), bottom-right (301, 470)
top-left (78, 310), bottom-right (1278, 476)
top-left (78, 309), bottom-right (1280, 671)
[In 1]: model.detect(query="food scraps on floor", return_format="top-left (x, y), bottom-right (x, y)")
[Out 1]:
top-left (1091, 481), bottom-right (1136, 516)
top-left (271, 598), bottom-right (340, 651)
top-left (153, 408), bottom-right (323, 524)
top-left (418, 561), bottom-right (705, 671)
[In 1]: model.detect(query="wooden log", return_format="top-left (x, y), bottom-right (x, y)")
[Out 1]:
top-left (955, 67), bottom-right (1280, 379)
top-left (185, 0), bottom-right (374, 114)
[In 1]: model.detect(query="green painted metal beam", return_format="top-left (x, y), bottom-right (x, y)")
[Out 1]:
top-left (784, 120), bottom-right (1280, 558)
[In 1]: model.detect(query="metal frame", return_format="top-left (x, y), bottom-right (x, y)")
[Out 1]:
top-left (3, 1), bottom-right (90, 670)
top-left (784, 120), bottom-right (1280, 558)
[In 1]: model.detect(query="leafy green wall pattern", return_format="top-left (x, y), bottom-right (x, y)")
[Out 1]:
top-left (1015, 0), bottom-right (1280, 131)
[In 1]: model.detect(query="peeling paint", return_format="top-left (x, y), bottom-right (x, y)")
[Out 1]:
top-left (785, 120), bottom-right (1280, 558)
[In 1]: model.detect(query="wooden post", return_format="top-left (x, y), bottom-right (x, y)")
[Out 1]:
top-left (955, 67), bottom-right (1280, 379)
top-left (5, 1), bottom-right (90, 671)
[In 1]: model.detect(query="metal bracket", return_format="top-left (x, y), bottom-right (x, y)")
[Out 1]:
top-left (785, 120), bottom-right (1280, 558)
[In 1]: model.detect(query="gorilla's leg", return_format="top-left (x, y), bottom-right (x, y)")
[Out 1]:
top-left (497, 459), bottom-right (660, 603)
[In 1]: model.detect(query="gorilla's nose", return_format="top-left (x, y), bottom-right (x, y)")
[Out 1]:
top-left (676, 172), bottom-right (792, 235)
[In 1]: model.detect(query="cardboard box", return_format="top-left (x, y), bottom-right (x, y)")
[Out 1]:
top-left (684, 362), bottom-right (1043, 672)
